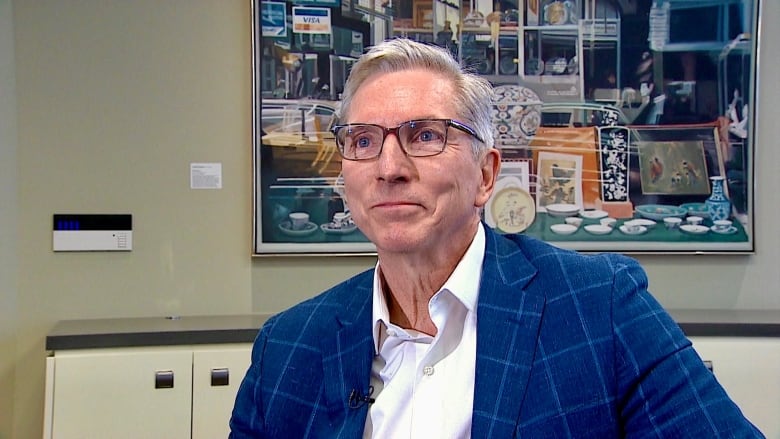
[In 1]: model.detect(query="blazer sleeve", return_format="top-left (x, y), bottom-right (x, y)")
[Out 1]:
top-left (229, 318), bottom-right (274, 438)
top-left (609, 256), bottom-right (764, 438)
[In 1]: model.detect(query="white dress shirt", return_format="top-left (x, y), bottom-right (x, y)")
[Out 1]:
top-left (363, 224), bottom-right (485, 439)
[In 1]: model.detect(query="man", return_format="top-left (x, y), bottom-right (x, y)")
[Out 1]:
top-left (230, 38), bottom-right (762, 438)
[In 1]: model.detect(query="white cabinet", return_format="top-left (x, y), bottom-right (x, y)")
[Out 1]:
top-left (689, 337), bottom-right (780, 438)
top-left (192, 346), bottom-right (252, 439)
top-left (43, 343), bottom-right (251, 439)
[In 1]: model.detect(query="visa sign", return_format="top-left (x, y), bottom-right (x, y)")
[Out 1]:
top-left (292, 7), bottom-right (331, 34)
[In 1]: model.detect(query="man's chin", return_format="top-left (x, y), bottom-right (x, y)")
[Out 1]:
top-left (371, 232), bottom-right (429, 255)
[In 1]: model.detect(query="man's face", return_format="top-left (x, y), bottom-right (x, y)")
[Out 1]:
top-left (341, 68), bottom-right (498, 255)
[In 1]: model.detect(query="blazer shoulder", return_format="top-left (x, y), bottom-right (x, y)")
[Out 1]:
top-left (261, 268), bottom-right (375, 340)
top-left (499, 232), bottom-right (644, 277)
top-left (491, 232), bottom-right (649, 304)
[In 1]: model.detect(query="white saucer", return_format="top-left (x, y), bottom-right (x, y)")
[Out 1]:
top-left (584, 224), bottom-right (612, 235)
top-left (680, 224), bottom-right (709, 235)
top-left (320, 222), bottom-right (358, 235)
top-left (619, 224), bottom-right (648, 235)
top-left (279, 221), bottom-right (318, 237)
top-left (710, 225), bottom-right (738, 235)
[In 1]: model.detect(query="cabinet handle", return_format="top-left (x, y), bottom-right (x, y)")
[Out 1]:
top-left (211, 368), bottom-right (229, 386)
top-left (154, 370), bottom-right (174, 389)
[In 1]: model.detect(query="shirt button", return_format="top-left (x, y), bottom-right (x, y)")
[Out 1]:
top-left (423, 366), bottom-right (434, 376)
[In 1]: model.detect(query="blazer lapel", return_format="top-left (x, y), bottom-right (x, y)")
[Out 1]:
top-left (321, 276), bottom-right (375, 437)
top-left (472, 229), bottom-right (546, 438)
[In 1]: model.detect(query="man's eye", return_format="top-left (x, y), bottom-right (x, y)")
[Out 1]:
top-left (418, 130), bottom-right (436, 142)
top-left (355, 136), bottom-right (373, 148)
top-left (412, 128), bottom-right (443, 143)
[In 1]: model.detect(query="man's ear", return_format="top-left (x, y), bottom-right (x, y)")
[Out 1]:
top-left (475, 148), bottom-right (501, 208)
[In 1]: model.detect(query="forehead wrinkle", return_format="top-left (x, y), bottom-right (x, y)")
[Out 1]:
top-left (347, 70), bottom-right (455, 125)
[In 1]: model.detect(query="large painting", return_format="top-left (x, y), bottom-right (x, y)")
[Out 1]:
top-left (253, 0), bottom-right (758, 254)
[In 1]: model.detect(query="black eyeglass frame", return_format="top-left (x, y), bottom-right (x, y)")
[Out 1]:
top-left (330, 118), bottom-right (484, 161)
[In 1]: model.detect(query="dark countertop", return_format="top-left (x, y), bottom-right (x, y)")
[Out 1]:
top-left (45, 314), bottom-right (272, 351)
top-left (670, 309), bottom-right (780, 338)
top-left (46, 310), bottom-right (780, 351)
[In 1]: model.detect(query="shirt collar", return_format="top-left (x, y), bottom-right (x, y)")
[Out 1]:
top-left (370, 223), bottom-right (486, 353)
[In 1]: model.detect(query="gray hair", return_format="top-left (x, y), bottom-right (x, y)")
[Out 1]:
top-left (338, 38), bottom-right (495, 157)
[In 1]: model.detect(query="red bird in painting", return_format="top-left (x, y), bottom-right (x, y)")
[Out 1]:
top-left (649, 157), bottom-right (663, 183)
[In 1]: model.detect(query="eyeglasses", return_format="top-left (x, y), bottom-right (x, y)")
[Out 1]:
top-left (330, 118), bottom-right (483, 161)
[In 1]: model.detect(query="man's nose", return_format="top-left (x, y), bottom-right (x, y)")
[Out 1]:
top-left (376, 134), bottom-right (413, 180)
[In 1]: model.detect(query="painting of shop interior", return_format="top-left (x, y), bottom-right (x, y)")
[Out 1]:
top-left (255, 0), bottom-right (757, 252)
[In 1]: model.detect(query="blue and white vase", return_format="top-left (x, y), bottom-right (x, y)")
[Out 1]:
top-left (705, 176), bottom-right (731, 221)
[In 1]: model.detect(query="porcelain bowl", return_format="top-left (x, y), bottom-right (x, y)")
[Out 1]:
top-left (550, 224), bottom-right (578, 235)
top-left (545, 203), bottom-right (581, 218)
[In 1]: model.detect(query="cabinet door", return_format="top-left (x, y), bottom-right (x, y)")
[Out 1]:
top-left (689, 337), bottom-right (780, 437)
top-left (51, 347), bottom-right (193, 439)
top-left (191, 344), bottom-right (252, 439)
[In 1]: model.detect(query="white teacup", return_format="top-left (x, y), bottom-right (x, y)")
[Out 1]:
top-left (600, 217), bottom-right (617, 228)
top-left (712, 219), bottom-right (732, 231)
top-left (663, 217), bottom-right (682, 229)
top-left (622, 220), bottom-right (642, 234)
top-left (289, 212), bottom-right (310, 230)
top-left (687, 215), bottom-right (703, 226)
top-left (565, 217), bottom-right (583, 228)
top-left (332, 212), bottom-right (351, 228)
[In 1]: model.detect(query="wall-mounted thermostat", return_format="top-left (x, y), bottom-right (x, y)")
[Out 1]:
top-left (53, 214), bottom-right (132, 252)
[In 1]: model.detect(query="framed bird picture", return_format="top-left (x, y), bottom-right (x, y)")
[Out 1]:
top-left (530, 126), bottom-right (600, 208)
top-left (535, 151), bottom-right (583, 211)
top-left (637, 140), bottom-right (710, 195)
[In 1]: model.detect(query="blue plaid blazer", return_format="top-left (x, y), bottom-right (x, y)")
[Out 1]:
top-left (231, 228), bottom-right (762, 438)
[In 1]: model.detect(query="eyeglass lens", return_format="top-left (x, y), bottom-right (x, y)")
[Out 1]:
top-left (337, 120), bottom-right (449, 160)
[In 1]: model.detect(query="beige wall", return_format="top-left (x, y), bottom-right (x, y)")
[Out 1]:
top-left (1, 1), bottom-right (19, 438)
top-left (2, 0), bottom-right (778, 437)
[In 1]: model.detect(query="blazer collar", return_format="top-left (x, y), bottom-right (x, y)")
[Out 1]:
top-left (472, 227), bottom-right (545, 438)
